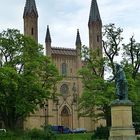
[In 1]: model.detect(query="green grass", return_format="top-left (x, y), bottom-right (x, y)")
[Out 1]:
top-left (0, 133), bottom-right (92, 140)
top-left (0, 136), bottom-right (29, 140)
top-left (56, 133), bottom-right (92, 140)
top-left (0, 133), bottom-right (140, 140)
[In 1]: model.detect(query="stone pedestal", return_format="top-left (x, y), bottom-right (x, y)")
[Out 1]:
top-left (109, 100), bottom-right (137, 140)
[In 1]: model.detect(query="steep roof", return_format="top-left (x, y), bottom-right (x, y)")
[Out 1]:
top-left (45, 25), bottom-right (52, 43)
top-left (51, 47), bottom-right (76, 56)
top-left (89, 0), bottom-right (101, 23)
top-left (23, 0), bottom-right (38, 17)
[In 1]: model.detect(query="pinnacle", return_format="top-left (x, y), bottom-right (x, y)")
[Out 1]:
top-left (45, 25), bottom-right (52, 43)
top-left (76, 29), bottom-right (81, 46)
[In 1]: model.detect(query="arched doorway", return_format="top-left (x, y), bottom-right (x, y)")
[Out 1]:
top-left (61, 106), bottom-right (71, 128)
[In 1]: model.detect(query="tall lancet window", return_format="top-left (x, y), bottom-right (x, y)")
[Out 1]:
top-left (97, 35), bottom-right (100, 42)
top-left (31, 28), bottom-right (34, 35)
top-left (62, 63), bottom-right (67, 76)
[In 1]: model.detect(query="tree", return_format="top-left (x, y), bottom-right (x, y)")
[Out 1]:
top-left (122, 36), bottom-right (140, 80)
top-left (122, 36), bottom-right (140, 122)
top-left (78, 46), bottom-right (115, 126)
top-left (78, 24), bottom-right (140, 127)
top-left (103, 23), bottom-right (123, 74)
top-left (0, 29), bottom-right (60, 130)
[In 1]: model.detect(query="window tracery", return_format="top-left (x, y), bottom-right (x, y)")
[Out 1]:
top-left (60, 84), bottom-right (68, 95)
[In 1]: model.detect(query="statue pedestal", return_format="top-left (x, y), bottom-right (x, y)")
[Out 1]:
top-left (109, 100), bottom-right (137, 140)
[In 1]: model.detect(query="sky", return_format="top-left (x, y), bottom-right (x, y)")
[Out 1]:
top-left (0, 0), bottom-right (140, 49)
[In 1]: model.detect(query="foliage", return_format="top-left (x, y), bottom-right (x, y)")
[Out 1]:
top-left (44, 125), bottom-right (56, 139)
top-left (78, 23), bottom-right (140, 127)
top-left (91, 126), bottom-right (109, 140)
top-left (0, 132), bottom-right (93, 140)
top-left (0, 130), bottom-right (26, 140)
top-left (0, 128), bottom-right (56, 140)
top-left (56, 133), bottom-right (92, 140)
top-left (122, 36), bottom-right (140, 80)
top-left (0, 29), bottom-right (60, 130)
top-left (133, 122), bottom-right (140, 135)
top-left (27, 128), bottom-right (56, 140)
top-left (122, 36), bottom-right (140, 122)
top-left (103, 23), bottom-right (123, 74)
top-left (78, 45), bottom-right (115, 126)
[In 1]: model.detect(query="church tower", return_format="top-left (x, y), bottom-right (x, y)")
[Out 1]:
top-left (88, 0), bottom-right (102, 53)
top-left (23, 0), bottom-right (38, 43)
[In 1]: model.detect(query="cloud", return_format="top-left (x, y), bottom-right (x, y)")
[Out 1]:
top-left (0, 0), bottom-right (140, 49)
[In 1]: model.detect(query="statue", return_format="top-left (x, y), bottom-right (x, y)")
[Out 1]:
top-left (111, 64), bottom-right (128, 100)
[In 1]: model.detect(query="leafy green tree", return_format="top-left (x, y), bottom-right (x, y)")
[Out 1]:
top-left (78, 24), bottom-right (140, 127)
top-left (122, 36), bottom-right (140, 80)
top-left (0, 29), bottom-right (60, 130)
top-left (122, 36), bottom-right (140, 122)
top-left (103, 24), bottom-right (123, 74)
top-left (79, 46), bottom-right (115, 126)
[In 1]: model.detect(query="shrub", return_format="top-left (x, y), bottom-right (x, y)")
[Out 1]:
top-left (133, 122), bottom-right (140, 135)
top-left (91, 126), bottom-right (109, 140)
top-left (44, 125), bottom-right (56, 139)
top-left (0, 130), bottom-right (15, 138)
top-left (27, 127), bottom-right (56, 140)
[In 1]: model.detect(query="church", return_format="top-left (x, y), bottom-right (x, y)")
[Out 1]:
top-left (23, 0), bottom-right (103, 131)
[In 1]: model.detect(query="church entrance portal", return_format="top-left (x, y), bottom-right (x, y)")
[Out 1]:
top-left (61, 106), bottom-right (71, 128)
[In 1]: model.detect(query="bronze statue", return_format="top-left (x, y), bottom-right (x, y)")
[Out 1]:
top-left (111, 64), bottom-right (128, 100)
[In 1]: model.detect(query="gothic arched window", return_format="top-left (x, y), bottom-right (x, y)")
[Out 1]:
top-left (60, 84), bottom-right (69, 95)
top-left (61, 63), bottom-right (67, 76)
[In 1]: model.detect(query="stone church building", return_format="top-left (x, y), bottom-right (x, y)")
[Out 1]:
top-left (23, 0), bottom-right (103, 131)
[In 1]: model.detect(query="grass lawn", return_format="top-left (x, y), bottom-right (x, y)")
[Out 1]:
top-left (0, 133), bottom-right (140, 140)
top-left (56, 134), bottom-right (140, 140)
top-left (56, 133), bottom-right (92, 140)
top-left (0, 133), bottom-right (92, 140)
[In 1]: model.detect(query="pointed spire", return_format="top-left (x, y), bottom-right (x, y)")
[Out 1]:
top-left (89, 0), bottom-right (101, 23)
top-left (23, 0), bottom-right (38, 17)
top-left (75, 29), bottom-right (81, 46)
top-left (45, 25), bottom-right (52, 43)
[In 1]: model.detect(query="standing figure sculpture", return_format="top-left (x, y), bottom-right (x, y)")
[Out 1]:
top-left (113, 64), bottom-right (128, 100)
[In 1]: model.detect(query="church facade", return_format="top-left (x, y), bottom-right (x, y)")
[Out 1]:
top-left (23, 0), bottom-right (103, 131)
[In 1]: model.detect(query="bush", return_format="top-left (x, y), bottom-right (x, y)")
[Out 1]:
top-left (27, 127), bottom-right (56, 140)
top-left (91, 126), bottom-right (109, 140)
top-left (133, 122), bottom-right (140, 135)
top-left (0, 130), bottom-right (15, 139)
top-left (44, 125), bottom-right (56, 140)
top-left (0, 130), bottom-right (28, 140)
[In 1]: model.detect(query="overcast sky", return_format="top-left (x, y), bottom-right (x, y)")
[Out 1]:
top-left (0, 0), bottom-right (140, 49)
